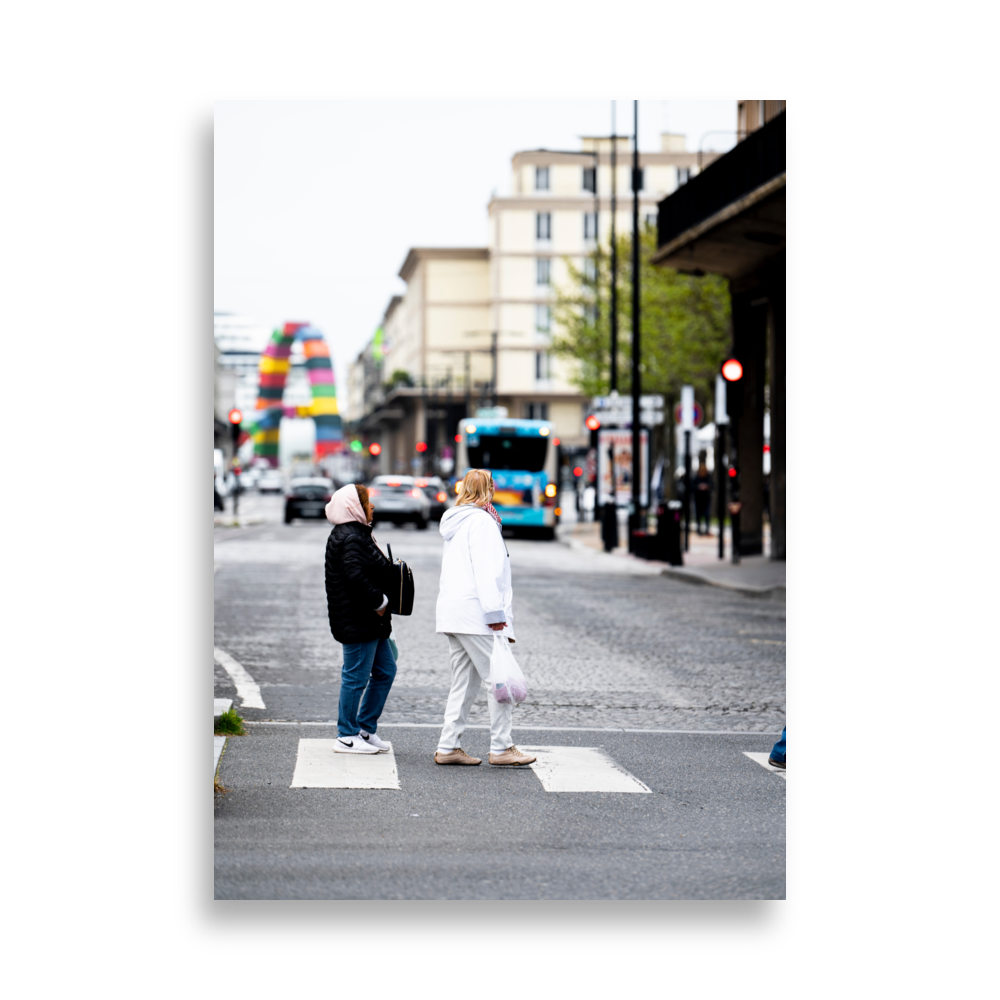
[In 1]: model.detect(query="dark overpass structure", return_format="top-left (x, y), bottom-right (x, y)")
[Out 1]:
top-left (652, 110), bottom-right (785, 560)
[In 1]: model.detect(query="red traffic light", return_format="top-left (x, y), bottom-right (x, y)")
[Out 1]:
top-left (585, 415), bottom-right (601, 431)
top-left (552, 438), bottom-right (560, 446)
top-left (728, 466), bottom-right (737, 478)
top-left (454, 434), bottom-right (461, 443)
top-left (573, 466), bottom-right (583, 477)
top-left (228, 407), bottom-right (243, 425)
top-left (415, 441), bottom-right (427, 453)
top-left (369, 442), bottom-right (382, 456)
top-left (721, 358), bottom-right (743, 382)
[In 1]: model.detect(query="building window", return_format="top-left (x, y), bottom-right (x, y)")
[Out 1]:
top-left (535, 352), bottom-right (551, 381)
top-left (535, 304), bottom-right (551, 333)
top-left (583, 257), bottom-right (597, 283)
top-left (645, 213), bottom-right (657, 229)
top-left (525, 401), bottom-right (549, 420)
top-left (536, 257), bottom-right (551, 286)
top-left (535, 166), bottom-right (549, 191)
top-left (631, 167), bottom-right (644, 192)
top-left (677, 166), bottom-right (690, 185)
top-left (582, 166), bottom-right (596, 193)
top-left (536, 212), bottom-right (551, 240)
top-left (583, 212), bottom-right (597, 240)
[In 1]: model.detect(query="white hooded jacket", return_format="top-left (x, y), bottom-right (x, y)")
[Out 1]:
top-left (435, 504), bottom-right (514, 639)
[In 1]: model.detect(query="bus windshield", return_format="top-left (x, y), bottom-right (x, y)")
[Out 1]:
top-left (467, 434), bottom-right (547, 472)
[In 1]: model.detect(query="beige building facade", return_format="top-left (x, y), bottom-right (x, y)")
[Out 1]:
top-left (349, 133), bottom-right (720, 477)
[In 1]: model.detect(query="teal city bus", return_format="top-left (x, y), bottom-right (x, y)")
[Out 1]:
top-left (456, 417), bottom-right (559, 539)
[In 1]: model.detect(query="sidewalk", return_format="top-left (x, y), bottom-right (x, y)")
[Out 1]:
top-left (558, 518), bottom-right (785, 599)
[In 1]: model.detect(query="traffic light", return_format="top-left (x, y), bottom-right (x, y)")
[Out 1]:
top-left (415, 441), bottom-right (427, 453)
top-left (228, 407), bottom-right (242, 458)
top-left (585, 415), bottom-right (601, 431)
top-left (721, 357), bottom-right (744, 420)
top-left (369, 442), bottom-right (382, 456)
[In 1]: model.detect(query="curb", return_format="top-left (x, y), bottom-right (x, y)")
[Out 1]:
top-left (660, 567), bottom-right (786, 600)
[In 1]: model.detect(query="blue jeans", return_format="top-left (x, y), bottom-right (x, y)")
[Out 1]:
top-left (338, 638), bottom-right (397, 737)
top-left (769, 727), bottom-right (786, 764)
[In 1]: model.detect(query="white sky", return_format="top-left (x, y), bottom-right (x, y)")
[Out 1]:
top-left (214, 99), bottom-right (737, 387)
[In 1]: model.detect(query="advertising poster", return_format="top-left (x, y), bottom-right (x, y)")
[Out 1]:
top-left (597, 428), bottom-right (648, 506)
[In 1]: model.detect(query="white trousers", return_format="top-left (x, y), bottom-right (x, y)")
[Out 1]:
top-left (437, 632), bottom-right (513, 754)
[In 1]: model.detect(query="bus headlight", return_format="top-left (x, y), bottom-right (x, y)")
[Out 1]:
top-left (544, 484), bottom-right (557, 498)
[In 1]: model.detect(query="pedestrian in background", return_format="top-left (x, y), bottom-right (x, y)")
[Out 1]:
top-left (433, 469), bottom-right (536, 768)
top-left (324, 483), bottom-right (397, 754)
top-left (693, 450), bottom-right (713, 536)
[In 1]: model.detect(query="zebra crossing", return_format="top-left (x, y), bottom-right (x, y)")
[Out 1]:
top-left (287, 739), bottom-right (650, 792)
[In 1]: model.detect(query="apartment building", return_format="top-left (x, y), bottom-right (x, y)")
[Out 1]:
top-left (349, 133), bottom-right (720, 476)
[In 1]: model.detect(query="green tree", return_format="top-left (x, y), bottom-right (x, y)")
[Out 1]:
top-left (384, 368), bottom-right (414, 391)
top-left (551, 223), bottom-right (731, 421)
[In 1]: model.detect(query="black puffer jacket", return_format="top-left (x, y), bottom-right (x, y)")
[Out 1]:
top-left (325, 522), bottom-right (393, 644)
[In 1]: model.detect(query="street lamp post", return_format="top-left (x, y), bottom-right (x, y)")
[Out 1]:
top-left (629, 99), bottom-right (642, 548)
top-left (610, 101), bottom-right (618, 394)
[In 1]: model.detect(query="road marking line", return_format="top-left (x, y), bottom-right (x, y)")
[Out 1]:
top-left (214, 735), bottom-right (226, 774)
top-left (243, 721), bottom-right (783, 736)
top-left (743, 752), bottom-right (787, 779)
top-left (290, 739), bottom-right (400, 789)
top-left (519, 746), bottom-right (652, 793)
top-left (213, 646), bottom-right (265, 709)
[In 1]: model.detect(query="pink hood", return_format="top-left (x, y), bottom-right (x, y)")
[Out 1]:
top-left (326, 484), bottom-right (368, 526)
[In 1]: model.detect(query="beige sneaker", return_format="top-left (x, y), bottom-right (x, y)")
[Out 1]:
top-left (434, 747), bottom-right (482, 765)
top-left (488, 745), bottom-right (537, 766)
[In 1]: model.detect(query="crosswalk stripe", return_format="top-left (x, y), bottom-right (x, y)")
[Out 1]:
top-left (743, 752), bottom-right (787, 779)
top-left (519, 746), bottom-right (652, 793)
top-left (290, 739), bottom-right (400, 789)
top-left (213, 646), bottom-right (265, 710)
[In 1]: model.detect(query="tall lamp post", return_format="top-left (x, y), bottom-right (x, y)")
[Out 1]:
top-left (629, 99), bottom-right (642, 548)
top-left (610, 101), bottom-right (618, 393)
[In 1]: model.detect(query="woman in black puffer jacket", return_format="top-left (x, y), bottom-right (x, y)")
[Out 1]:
top-left (324, 483), bottom-right (397, 754)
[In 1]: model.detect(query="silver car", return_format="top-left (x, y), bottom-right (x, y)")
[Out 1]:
top-left (368, 475), bottom-right (431, 530)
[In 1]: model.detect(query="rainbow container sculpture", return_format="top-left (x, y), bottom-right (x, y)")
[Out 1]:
top-left (251, 322), bottom-right (342, 467)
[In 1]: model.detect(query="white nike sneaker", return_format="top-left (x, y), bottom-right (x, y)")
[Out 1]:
top-left (359, 730), bottom-right (391, 752)
top-left (334, 735), bottom-right (379, 754)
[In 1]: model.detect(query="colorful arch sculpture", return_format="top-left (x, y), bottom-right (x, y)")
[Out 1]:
top-left (252, 322), bottom-right (342, 467)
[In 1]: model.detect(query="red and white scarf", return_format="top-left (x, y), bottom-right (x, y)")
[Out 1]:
top-left (483, 501), bottom-right (502, 526)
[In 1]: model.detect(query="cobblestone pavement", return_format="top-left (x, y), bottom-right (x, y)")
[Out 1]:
top-left (214, 505), bottom-right (785, 733)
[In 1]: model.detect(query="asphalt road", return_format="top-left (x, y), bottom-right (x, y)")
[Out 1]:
top-left (214, 496), bottom-right (785, 899)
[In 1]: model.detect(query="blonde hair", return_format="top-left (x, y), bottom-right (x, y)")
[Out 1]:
top-left (455, 468), bottom-right (494, 507)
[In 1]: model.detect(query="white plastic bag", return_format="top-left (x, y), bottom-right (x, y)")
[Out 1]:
top-left (489, 632), bottom-right (528, 705)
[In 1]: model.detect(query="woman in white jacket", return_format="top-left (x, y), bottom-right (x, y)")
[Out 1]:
top-left (434, 469), bottom-right (537, 768)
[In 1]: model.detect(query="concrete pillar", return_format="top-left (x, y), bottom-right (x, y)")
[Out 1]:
top-left (767, 254), bottom-right (786, 561)
top-left (731, 287), bottom-right (768, 556)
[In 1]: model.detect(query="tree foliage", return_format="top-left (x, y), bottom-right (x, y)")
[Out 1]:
top-left (551, 223), bottom-right (731, 420)
top-left (384, 368), bottom-right (414, 391)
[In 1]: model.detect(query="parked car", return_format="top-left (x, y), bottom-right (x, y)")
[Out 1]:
top-left (415, 476), bottom-right (450, 520)
top-left (284, 477), bottom-right (334, 524)
top-left (258, 469), bottom-right (285, 494)
top-left (367, 475), bottom-right (431, 529)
